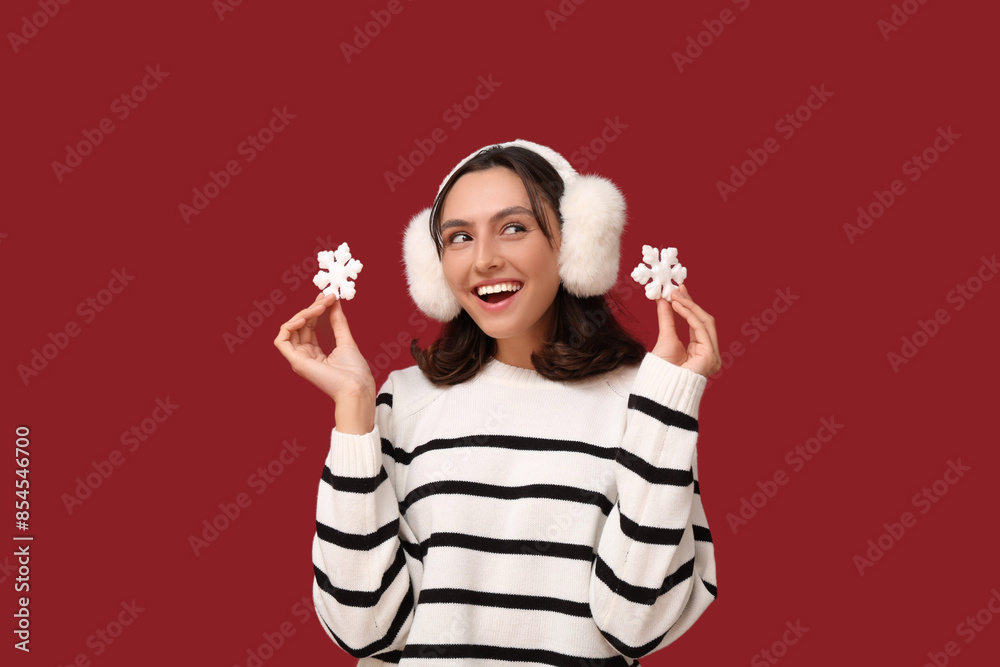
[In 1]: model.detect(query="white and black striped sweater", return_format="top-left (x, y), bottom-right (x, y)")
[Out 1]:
top-left (312, 352), bottom-right (718, 666)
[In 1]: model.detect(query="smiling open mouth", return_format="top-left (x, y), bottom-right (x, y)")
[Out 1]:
top-left (475, 282), bottom-right (522, 304)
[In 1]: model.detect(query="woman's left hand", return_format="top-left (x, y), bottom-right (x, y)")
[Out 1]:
top-left (650, 284), bottom-right (722, 378)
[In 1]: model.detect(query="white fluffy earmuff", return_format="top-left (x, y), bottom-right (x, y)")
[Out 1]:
top-left (403, 138), bottom-right (626, 322)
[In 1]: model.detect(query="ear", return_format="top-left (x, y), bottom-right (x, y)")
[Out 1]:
top-left (557, 175), bottom-right (626, 297)
top-left (403, 207), bottom-right (462, 322)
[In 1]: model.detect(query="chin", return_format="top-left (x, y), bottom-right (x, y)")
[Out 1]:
top-left (462, 306), bottom-right (514, 339)
top-left (466, 313), bottom-right (505, 338)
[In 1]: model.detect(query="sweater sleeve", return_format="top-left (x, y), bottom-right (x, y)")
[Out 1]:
top-left (312, 372), bottom-right (416, 660)
top-left (590, 353), bottom-right (719, 658)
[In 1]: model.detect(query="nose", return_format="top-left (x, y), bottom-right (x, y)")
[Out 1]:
top-left (473, 234), bottom-right (504, 272)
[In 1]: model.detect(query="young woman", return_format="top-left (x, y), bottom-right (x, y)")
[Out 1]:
top-left (274, 140), bottom-right (722, 666)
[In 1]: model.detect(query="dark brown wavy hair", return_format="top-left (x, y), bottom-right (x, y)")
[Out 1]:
top-left (409, 144), bottom-right (647, 386)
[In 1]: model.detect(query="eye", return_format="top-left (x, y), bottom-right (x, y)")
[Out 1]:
top-left (446, 222), bottom-right (526, 245)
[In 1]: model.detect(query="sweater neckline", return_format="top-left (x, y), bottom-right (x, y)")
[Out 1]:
top-left (479, 357), bottom-right (560, 387)
top-left (478, 355), bottom-right (631, 390)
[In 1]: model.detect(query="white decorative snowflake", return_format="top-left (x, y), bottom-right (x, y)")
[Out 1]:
top-left (630, 245), bottom-right (687, 301)
top-left (313, 242), bottom-right (363, 300)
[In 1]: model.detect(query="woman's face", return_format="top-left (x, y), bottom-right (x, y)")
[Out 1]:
top-left (440, 167), bottom-right (562, 352)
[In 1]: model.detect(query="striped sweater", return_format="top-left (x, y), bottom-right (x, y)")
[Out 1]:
top-left (312, 352), bottom-right (718, 666)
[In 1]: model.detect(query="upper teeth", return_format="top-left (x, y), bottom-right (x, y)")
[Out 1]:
top-left (476, 282), bottom-right (522, 296)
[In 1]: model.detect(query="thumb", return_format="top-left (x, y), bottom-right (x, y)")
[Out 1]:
top-left (328, 297), bottom-right (358, 348)
top-left (655, 296), bottom-right (678, 343)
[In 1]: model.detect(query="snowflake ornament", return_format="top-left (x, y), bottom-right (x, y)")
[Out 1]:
top-left (313, 242), bottom-right (363, 300)
top-left (630, 245), bottom-right (687, 301)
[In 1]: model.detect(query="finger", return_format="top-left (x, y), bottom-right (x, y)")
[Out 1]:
top-left (673, 292), bottom-right (716, 336)
top-left (655, 296), bottom-right (677, 342)
top-left (671, 299), bottom-right (713, 352)
top-left (286, 294), bottom-right (328, 327)
top-left (328, 296), bottom-right (358, 349)
top-left (299, 306), bottom-right (319, 346)
top-left (673, 289), bottom-right (720, 362)
top-left (274, 320), bottom-right (292, 347)
top-left (672, 288), bottom-right (710, 321)
top-left (676, 309), bottom-right (717, 372)
top-left (274, 316), bottom-right (304, 359)
top-left (702, 314), bottom-right (720, 367)
top-left (289, 294), bottom-right (325, 337)
top-left (300, 293), bottom-right (335, 345)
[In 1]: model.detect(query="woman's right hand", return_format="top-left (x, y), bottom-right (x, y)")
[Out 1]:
top-left (273, 291), bottom-right (377, 404)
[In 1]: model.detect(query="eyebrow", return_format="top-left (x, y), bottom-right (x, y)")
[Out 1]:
top-left (441, 206), bottom-right (535, 232)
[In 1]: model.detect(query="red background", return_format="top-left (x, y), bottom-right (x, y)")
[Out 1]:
top-left (4, 0), bottom-right (999, 665)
